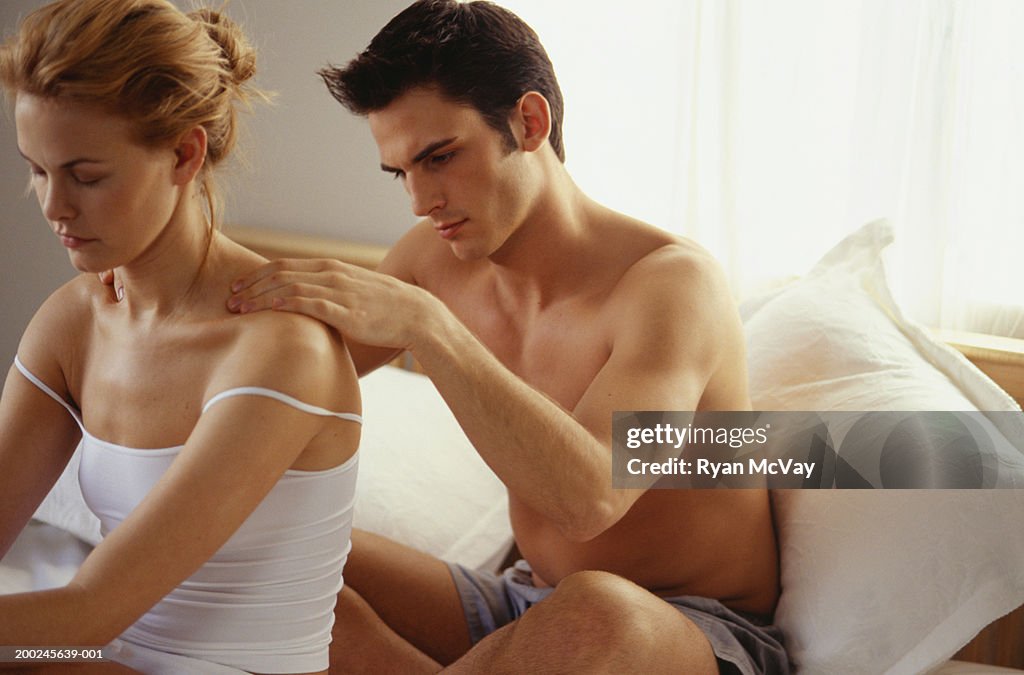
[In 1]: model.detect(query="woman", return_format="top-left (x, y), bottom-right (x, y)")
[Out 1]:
top-left (0, 1), bottom-right (361, 673)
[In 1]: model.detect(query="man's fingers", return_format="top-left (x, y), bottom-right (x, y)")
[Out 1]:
top-left (230, 258), bottom-right (291, 293)
top-left (230, 258), bottom-right (347, 293)
top-left (268, 295), bottom-right (354, 335)
top-left (228, 270), bottom-right (312, 311)
top-left (229, 275), bottom-right (352, 314)
top-left (97, 270), bottom-right (124, 302)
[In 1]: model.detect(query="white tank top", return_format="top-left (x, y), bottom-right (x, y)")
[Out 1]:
top-left (15, 356), bottom-right (361, 673)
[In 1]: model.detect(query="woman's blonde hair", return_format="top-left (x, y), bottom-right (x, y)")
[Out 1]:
top-left (0, 0), bottom-right (266, 226)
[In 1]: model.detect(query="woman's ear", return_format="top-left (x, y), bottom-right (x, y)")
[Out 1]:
top-left (171, 126), bottom-right (208, 185)
top-left (512, 91), bottom-right (552, 153)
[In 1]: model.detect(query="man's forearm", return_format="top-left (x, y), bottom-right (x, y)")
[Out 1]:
top-left (408, 307), bottom-right (622, 541)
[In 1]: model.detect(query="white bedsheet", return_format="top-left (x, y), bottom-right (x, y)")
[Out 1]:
top-left (0, 519), bottom-right (89, 594)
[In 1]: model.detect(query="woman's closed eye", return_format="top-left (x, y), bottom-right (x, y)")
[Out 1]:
top-left (26, 165), bottom-right (104, 187)
top-left (71, 173), bottom-right (104, 186)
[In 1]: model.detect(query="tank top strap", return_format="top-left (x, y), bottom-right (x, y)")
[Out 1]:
top-left (202, 386), bottom-right (362, 424)
top-left (13, 355), bottom-right (85, 432)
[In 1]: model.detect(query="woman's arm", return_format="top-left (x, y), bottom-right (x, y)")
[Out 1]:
top-left (0, 364), bottom-right (82, 557)
top-left (0, 288), bottom-right (86, 558)
top-left (0, 313), bottom-right (355, 645)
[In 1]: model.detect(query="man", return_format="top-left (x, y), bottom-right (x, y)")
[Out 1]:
top-left (228, 1), bottom-right (787, 672)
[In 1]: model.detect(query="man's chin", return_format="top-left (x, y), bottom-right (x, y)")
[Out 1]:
top-left (447, 240), bottom-right (485, 262)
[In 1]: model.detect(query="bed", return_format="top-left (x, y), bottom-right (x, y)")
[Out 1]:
top-left (2, 219), bottom-right (1022, 674)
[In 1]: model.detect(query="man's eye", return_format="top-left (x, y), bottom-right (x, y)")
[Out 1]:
top-left (431, 151), bottom-right (455, 165)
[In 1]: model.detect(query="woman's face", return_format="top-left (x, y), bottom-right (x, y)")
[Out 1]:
top-left (14, 93), bottom-right (183, 274)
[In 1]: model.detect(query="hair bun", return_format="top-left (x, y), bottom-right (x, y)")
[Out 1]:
top-left (190, 8), bottom-right (256, 86)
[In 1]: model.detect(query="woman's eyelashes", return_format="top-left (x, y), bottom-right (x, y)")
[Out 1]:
top-left (72, 174), bottom-right (103, 186)
top-left (27, 166), bottom-right (104, 186)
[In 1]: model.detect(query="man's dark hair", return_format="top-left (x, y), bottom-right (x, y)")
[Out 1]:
top-left (319, 0), bottom-right (565, 162)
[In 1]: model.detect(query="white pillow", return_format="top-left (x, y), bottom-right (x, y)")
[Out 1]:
top-left (741, 219), bottom-right (1024, 674)
top-left (32, 366), bottom-right (513, 572)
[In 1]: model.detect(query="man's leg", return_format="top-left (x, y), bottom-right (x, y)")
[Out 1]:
top-left (331, 586), bottom-right (441, 673)
top-left (445, 571), bottom-right (719, 675)
top-left (330, 529), bottom-right (474, 671)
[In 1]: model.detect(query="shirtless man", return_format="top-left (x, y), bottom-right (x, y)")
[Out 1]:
top-left (228, 1), bottom-right (787, 673)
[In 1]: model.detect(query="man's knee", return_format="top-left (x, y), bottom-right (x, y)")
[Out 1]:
top-left (522, 571), bottom-right (716, 671)
top-left (530, 571), bottom-right (663, 644)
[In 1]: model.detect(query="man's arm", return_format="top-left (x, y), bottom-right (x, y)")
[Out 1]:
top-left (229, 244), bottom-right (740, 541)
top-left (411, 248), bottom-right (739, 541)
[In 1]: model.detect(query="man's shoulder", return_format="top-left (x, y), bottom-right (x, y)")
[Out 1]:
top-left (378, 219), bottom-right (457, 282)
top-left (610, 231), bottom-right (730, 311)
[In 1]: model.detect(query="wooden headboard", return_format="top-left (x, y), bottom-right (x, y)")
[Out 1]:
top-left (225, 224), bottom-right (1024, 669)
top-left (225, 224), bottom-right (389, 271)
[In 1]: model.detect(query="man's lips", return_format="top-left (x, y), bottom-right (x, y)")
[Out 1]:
top-left (435, 219), bottom-right (466, 240)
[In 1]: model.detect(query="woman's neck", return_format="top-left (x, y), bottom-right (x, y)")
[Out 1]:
top-left (114, 194), bottom-right (216, 322)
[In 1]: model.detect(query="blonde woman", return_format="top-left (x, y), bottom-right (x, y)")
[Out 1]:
top-left (0, 1), bottom-right (361, 672)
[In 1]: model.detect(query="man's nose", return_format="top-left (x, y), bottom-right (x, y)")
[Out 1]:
top-left (406, 172), bottom-right (445, 218)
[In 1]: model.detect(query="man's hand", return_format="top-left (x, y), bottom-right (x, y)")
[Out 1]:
top-left (98, 269), bottom-right (123, 301)
top-left (227, 258), bottom-right (440, 350)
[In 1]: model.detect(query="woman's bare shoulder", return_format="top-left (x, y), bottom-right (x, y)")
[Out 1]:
top-left (14, 274), bottom-right (110, 392)
top-left (208, 308), bottom-right (356, 407)
top-left (19, 276), bottom-right (105, 351)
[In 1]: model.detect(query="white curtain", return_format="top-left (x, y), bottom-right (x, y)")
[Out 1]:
top-left (503, 0), bottom-right (1024, 338)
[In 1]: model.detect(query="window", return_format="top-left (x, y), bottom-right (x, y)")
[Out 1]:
top-left (504, 0), bottom-right (1024, 337)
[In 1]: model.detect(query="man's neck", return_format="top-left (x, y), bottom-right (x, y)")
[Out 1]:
top-left (486, 169), bottom-right (602, 306)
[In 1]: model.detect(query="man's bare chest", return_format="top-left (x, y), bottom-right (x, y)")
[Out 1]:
top-left (449, 295), bottom-right (613, 410)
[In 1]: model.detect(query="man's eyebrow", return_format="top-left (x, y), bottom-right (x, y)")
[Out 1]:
top-left (17, 148), bottom-right (104, 169)
top-left (380, 137), bottom-right (457, 174)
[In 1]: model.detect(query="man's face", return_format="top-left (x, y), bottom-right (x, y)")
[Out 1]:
top-left (369, 87), bottom-right (531, 261)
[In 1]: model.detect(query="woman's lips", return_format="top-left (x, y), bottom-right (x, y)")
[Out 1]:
top-left (58, 233), bottom-right (94, 249)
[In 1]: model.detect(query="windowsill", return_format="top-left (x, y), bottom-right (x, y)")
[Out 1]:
top-left (935, 328), bottom-right (1024, 407)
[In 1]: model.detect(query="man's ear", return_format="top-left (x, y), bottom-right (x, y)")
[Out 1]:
top-left (512, 91), bottom-right (552, 153)
top-left (172, 126), bottom-right (208, 185)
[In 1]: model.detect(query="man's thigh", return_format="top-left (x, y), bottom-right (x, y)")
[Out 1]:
top-left (344, 529), bottom-right (473, 665)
